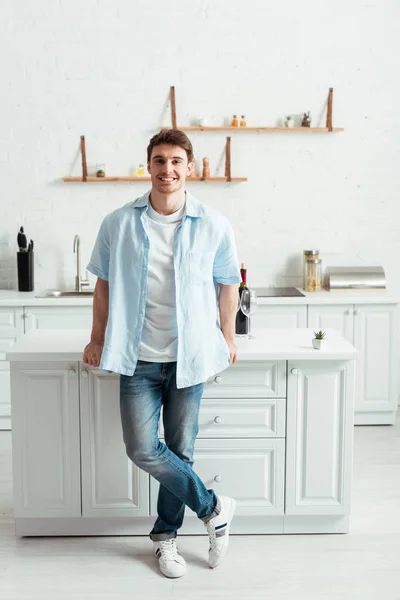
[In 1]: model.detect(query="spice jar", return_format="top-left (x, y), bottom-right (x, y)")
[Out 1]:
top-left (231, 115), bottom-right (239, 127)
top-left (305, 259), bottom-right (322, 292)
top-left (303, 250), bottom-right (319, 290)
top-left (240, 115), bottom-right (247, 127)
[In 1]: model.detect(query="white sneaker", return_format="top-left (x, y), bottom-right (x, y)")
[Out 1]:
top-left (153, 539), bottom-right (187, 578)
top-left (204, 495), bottom-right (236, 568)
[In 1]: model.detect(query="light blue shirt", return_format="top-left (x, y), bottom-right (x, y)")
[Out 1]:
top-left (87, 190), bottom-right (241, 388)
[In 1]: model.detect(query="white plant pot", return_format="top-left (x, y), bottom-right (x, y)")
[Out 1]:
top-left (285, 120), bottom-right (294, 128)
top-left (312, 338), bottom-right (326, 350)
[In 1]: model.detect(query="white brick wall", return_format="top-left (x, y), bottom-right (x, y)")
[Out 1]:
top-left (1, 0), bottom-right (400, 293)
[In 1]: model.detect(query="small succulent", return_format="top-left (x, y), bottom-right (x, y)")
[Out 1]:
top-left (286, 115), bottom-right (292, 120)
top-left (314, 330), bottom-right (326, 340)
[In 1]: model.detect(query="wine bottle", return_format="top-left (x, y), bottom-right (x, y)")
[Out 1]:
top-left (235, 263), bottom-right (249, 335)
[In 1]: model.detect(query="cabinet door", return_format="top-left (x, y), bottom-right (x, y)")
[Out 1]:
top-left (285, 360), bottom-right (355, 515)
top-left (10, 361), bottom-right (81, 517)
top-left (0, 307), bottom-right (24, 430)
top-left (150, 438), bottom-right (285, 517)
top-left (308, 304), bottom-right (353, 343)
top-left (80, 367), bottom-right (149, 517)
top-left (251, 305), bottom-right (307, 329)
top-left (353, 304), bottom-right (398, 414)
top-left (24, 306), bottom-right (92, 332)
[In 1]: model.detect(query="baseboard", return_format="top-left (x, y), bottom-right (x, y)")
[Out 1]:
top-left (14, 515), bottom-right (350, 537)
top-left (354, 411), bottom-right (396, 425)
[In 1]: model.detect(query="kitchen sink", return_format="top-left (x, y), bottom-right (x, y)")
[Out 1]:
top-left (36, 290), bottom-right (94, 297)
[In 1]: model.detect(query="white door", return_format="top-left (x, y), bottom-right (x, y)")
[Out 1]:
top-left (285, 360), bottom-right (355, 515)
top-left (307, 304), bottom-right (353, 343)
top-left (353, 304), bottom-right (398, 414)
top-left (251, 305), bottom-right (307, 329)
top-left (150, 438), bottom-right (285, 517)
top-left (10, 361), bottom-right (81, 517)
top-left (24, 306), bottom-right (92, 331)
top-left (79, 366), bottom-right (149, 517)
top-left (0, 307), bottom-right (25, 430)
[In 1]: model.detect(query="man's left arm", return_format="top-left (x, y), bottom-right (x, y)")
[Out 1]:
top-left (218, 283), bottom-right (239, 364)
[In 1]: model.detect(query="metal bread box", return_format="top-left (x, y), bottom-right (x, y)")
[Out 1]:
top-left (324, 266), bottom-right (386, 291)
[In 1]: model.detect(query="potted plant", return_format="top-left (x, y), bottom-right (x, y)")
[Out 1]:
top-left (312, 330), bottom-right (326, 350)
top-left (285, 115), bottom-right (293, 128)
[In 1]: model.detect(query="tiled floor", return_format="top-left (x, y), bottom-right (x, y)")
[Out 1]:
top-left (1, 414), bottom-right (400, 599)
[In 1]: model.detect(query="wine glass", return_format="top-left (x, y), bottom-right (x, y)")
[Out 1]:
top-left (240, 288), bottom-right (258, 339)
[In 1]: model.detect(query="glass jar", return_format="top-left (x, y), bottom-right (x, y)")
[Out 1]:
top-left (137, 163), bottom-right (145, 177)
top-left (305, 259), bottom-right (322, 292)
top-left (303, 250), bottom-right (319, 290)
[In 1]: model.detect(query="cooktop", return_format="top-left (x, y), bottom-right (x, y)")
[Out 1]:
top-left (254, 287), bottom-right (305, 297)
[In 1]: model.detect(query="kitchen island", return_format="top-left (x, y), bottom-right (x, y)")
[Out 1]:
top-left (7, 328), bottom-right (357, 537)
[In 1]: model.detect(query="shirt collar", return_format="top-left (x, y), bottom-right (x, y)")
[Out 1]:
top-left (132, 190), bottom-right (204, 218)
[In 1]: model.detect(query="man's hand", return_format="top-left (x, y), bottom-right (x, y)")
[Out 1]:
top-left (83, 340), bottom-right (104, 367)
top-left (224, 335), bottom-right (238, 365)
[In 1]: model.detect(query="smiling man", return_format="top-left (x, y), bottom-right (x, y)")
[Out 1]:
top-left (83, 129), bottom-right (241, 578)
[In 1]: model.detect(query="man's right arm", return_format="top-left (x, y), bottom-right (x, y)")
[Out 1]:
top-left (83, 277), bottom-right (109, 367)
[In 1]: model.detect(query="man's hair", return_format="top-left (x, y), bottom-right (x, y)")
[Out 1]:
top-left (147, 129), bottom-right (194, 163)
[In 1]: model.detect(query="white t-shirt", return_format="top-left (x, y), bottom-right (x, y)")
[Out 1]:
top-left (138, 201), bottom-right (185, 362)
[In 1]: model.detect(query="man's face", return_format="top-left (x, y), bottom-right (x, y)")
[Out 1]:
top-left (148, 144), bottom-right (194, 194)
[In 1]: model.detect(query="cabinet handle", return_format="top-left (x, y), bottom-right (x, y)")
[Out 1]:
top-left (214, 475), bottom-right (222, 483)
top-left (69, 369), bottom-right (76, 377)
top-left (81, 370), bottom-right (89, 379)
top-left (214, 416), bottom-right (222, 424)
top-left (214, 376), bottom-right (222, 384)
top-left (347, 309), bottom-right (353, 315)
top-left (291, 368), bottom-right (298, 375)
top-left (24, 312), bottom-right (31, 318)
top-left (354, 308), bottom-right (361, 315)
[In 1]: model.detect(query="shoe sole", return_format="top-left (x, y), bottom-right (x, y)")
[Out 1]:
top-left (209, 497), bottom-right (237, 569)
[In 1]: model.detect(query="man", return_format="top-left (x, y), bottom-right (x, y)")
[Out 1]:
top-left (83, 129), bottom-right (241, 578)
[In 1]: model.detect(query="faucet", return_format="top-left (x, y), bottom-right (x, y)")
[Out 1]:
top-left (73, 234), bottom-right (90, 292)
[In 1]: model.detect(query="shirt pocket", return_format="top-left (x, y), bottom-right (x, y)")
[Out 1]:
top-left (189, 251), bottom-right (214, 285)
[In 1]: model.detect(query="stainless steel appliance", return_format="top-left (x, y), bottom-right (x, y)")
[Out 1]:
top-left (323, 266), bottom-right (386, 291)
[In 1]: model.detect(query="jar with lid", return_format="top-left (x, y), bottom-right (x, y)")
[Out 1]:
top-left (303, 250), bottom-right (319, 290)
top-left (305, 258), bottom-right (322, 292)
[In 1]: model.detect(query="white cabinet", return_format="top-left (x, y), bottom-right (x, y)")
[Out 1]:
top-left (252, 304), bottom-right (307, 329)
top-left (150, 438), bottom-right (286, 517)
top-left (10, 361), bottom-right (81, 517)
top-left (79, 366), bottom-right (149, 517)
top-left (308, 304), bottom-right (398, 424)
top-left (24, 306), bottom-right (92, 331)
top-left (0, 307), bottom-right (24, 430)
top-left (285, 360), bottom-right (354, 515)
top-left (353, 305), bottom-right (398, 420)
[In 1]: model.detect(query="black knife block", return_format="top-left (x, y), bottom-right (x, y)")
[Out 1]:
top-left (17, 251), bottom-right (34, 292)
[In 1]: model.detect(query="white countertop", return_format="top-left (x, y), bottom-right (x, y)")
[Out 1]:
top-left (6, 328), bottom-right (358, 362)
top-left (0, 288), bottom-right (398, 307)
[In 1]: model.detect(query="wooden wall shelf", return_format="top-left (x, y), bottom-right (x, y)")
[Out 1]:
top-left (63, 176), bottom-right (247, 183)
top-left (63, 135), bottom-right (246, 183)
top-left (165, 126), bottom-right (344, 133)
top-left (166, 87), bottom-right (343, 132)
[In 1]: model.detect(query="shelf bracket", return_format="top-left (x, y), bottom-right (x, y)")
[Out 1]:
top-left (225, 137), bottom-right (232, 182)
top-left (80, 136), bottom-right (88, 182)
top-left (326, 88), bottom-right (333, 132)
top-left (170, 86), bottom-right (177, 129)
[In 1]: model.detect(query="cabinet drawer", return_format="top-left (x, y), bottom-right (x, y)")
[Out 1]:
top-left (150, 438), bottom-right (285, 516)
top-left (203, 361), bottom-right (286, 398)
top-left (159, 397), bottom-right (286, 438)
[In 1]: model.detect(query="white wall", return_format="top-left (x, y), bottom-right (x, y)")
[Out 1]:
top-left (1, 0), bottom-right (399, 293)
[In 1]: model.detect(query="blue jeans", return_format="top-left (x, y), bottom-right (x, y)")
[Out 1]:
top-left (120, 361), bottom-right (221, 541)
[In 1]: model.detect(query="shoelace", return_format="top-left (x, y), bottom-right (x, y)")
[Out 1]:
top-left (159, 539), bottom-right (179, 561)
top-left (205, 520), bottom-right (217, 550)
